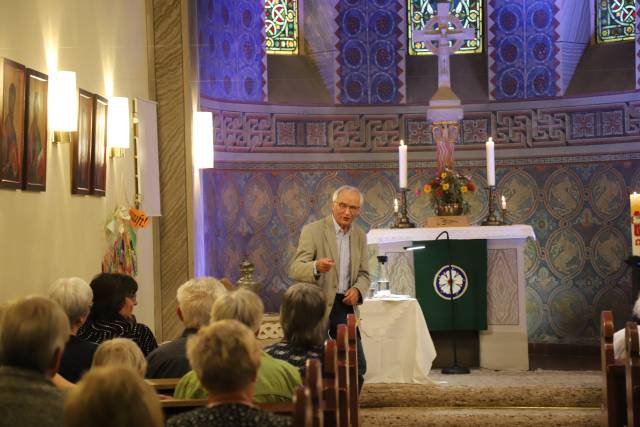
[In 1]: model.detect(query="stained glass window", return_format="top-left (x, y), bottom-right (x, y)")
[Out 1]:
top-left (596, 0), bottom-right (636, 43)
top-left (266, 0), bottom-right (299, 55)
top-left (408, 0), bottom-right (482, 55)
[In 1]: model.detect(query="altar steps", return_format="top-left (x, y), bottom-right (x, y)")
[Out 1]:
top-left (358, 369), bottom-right (601, 426)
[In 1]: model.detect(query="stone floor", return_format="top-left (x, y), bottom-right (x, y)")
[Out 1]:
top-left (357, 369), bottom-right (601, 426)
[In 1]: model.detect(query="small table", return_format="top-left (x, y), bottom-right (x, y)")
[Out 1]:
top-left (359, 297), bottom-right (436, 384)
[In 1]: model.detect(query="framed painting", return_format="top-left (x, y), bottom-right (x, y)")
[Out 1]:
top-left (72, 89), bottom-right (93, 195)
top-left (91, 94), bottom-right (107, 196)
top-left (23, 68), bottom-right (48, 191)
top-left (0, 58), bottom-right (26, 189)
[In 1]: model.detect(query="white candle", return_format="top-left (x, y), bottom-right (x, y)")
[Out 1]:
top-left (394, 198), bottom-right (399, 213)
top-left (501, 195), bottom-right (507, 210)
top-left (486, 137), bottom-right (495, 186)
top-left (399, 139), bottom-right (408, 188)
top-left (631, 193), bottom-right (640, 256)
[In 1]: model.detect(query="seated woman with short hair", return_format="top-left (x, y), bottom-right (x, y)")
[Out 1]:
top-left (167, 320), bottom-right (292, 427)
top-left (174, 289), bottom-right (301, 403)
top-left (264, 283), bottom-right (325, 376)
top-left (65, 366), bottom-right (163, 427)
top-left (92, 338), bottom-right (147, 377)
top-left (77, 273), bottom-right (157, 355)
top-left (48, 277), bottom-right (97, 382)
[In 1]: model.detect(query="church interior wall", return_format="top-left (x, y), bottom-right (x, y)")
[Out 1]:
top-left (0, 0), bottom-right (156, 330)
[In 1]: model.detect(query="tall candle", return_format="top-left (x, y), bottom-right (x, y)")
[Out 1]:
top-left (631, 192), bottom-right (640, 256)
top-left (394, 198), bottom-right (399, 213)
top-left (399, 139), bottom-right (408, 188)
top-left (501, 195), bottom-right (507, 210)
top-left (486, 137), bottom-right (495, 186)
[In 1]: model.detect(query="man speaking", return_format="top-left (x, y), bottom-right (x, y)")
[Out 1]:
top-left (289, 185), bottom-right (370, 388)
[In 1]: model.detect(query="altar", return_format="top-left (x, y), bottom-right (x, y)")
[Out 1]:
top-left (367, 225), bottom-right (536, 370)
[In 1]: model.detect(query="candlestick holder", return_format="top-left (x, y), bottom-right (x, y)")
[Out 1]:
top-left (501, 207), bottom-right (510, 225)
top-left (392, 188), bottom-right (415, 228)
top-left (482, 185), bottom-right (503, 226)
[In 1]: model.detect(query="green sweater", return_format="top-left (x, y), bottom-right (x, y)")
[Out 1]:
top-left (173, 351), bottom-right (301, 403)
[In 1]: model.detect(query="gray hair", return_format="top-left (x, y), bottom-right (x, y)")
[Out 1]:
top-left (332, 185), bottom-right (364, 206)
top-left (48, 277), bottom-right (93, 327)
top-left (187, 319), bottom-right (261, 394)
top-left (176, 277), bottom-right (229, 329)
top-left (93, 338), bottom-right (147, 378)
top-left (0, 296), bottom-right (70, 374)
top-left (210, 288), bottom-right (264, 334)
top-left (281, 283), bottom-right (327, 348)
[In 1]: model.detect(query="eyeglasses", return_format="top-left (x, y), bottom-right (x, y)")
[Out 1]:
top-left (334, 202), bottom-right (360, 212)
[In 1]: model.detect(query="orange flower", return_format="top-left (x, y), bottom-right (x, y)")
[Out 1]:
top-left (423, 184), bottom-right (432, 193)
top-left (461, 186), bottom-right (468, 193)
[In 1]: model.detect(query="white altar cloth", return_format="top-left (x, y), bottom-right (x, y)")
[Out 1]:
top-left (359, 298), bottom-right (436, 384)
top-left (367, 225), bottom-right (536, 245)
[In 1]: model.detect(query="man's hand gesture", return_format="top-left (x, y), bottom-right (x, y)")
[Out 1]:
top-left (315, 258), bottom-right (335, 273)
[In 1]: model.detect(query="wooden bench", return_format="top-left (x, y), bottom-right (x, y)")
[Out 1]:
top-left (293, 386), bottom-right (313, 427)
top-left (626, 321), bottom-right (640, 427)
top-left (323, 339), bottom-right (339, 427)
top-left (146, 378), bottom-right (180, 395)
top-left (347, 314), bottom-right (359, 427)
top-left (336, 324), bottom-right (350, 427)
top-left (602, 310), bottom-right (626, 427)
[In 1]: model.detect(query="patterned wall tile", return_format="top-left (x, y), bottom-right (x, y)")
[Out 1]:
top-left (198, 0), bottom-right (266, 102)
top-left (335, 0), bottom-right (405, 104)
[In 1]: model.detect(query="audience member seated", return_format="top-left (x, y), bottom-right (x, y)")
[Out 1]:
top-left (146, 277), bottom-right (228, 378)
top-left (614, 295), bottom-right (640, 359)
top-left (0, 296), bottom-right (69, 427)
top-left (264, 283), bottom-right (325, 376)
top-left (167, 319), bottom-right (292, 427)
top-left (48, 277), bottom-right (98, 382)
top-left (93, 337), bottom-right (148, 377)
top-left (78, 272), bottom-right (158, 355)
top-left (174, 288), bottom-right (301, 403)
top-left (65, 365), bottom-right (163, 427)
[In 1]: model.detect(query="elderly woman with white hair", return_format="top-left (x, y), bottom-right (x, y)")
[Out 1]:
top-left (174, 288), bottom-right (301, 403)
top-left (167, 320), bottom-right (292, 427)
top-left (48, 277), bottom-right (98, 382)
top-left (0, 296), bottom-right (70, 427)
top-left (146, 276), bottom-right (229, 379)
top-left (92, 338), bottom-right (148, 377)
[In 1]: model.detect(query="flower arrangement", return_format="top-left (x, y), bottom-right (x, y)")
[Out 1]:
top-left (420, 168), bottom-right (476, 215)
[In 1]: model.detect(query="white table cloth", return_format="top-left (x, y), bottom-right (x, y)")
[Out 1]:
top-left (359, 297), bottom-right (436, 384)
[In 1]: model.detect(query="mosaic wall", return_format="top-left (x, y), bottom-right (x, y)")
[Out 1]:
top-left (335, 0), bottom-right (405, 104)
top-left (197, 0), bottom-right (267, 102)
top-left (202, 154), bottom-right (640, 345)
top-left (487, 0), bottom-right (560, 100)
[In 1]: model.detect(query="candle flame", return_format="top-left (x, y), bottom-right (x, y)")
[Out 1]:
top-left (400, 139), bottom-right (405, 146)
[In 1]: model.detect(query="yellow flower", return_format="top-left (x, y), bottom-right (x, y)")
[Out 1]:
top-left (461, 186), bottom-right (468, 193)
top-left (440, 172), bottom-right (447, 179)
top-left (442, 183), bottom-right (450, 190)
top-left (423, 184), bottom-right (432, 193)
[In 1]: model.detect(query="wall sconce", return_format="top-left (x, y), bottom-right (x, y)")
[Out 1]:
top-left (107, 97), bottom-right (130, 158)
top-left (193, 111), bottom-right (213, 169)
top-left (48, 70), bottom-right (78, 143)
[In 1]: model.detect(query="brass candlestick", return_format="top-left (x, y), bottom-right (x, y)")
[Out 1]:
top-left (392, 188), bottom-right (416, 228)
top-left (482, 186), bottom-right (503, 226)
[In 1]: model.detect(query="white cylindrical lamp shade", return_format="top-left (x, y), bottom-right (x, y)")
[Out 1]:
top-left (486, 137), bottom-right (495, 186)
top-left (107, 97), bottom-right (130, 149)
top-left (193, 112), bottom-right (214, 169)
top-left (48, 71), bottom-right (78, 132)
top-left (398, 140), bottom-right (407, 188)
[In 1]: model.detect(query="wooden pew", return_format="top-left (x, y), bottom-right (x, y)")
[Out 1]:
top-left (160, 398), bottom-right (208, 418)
top-left (146, 377), bottom-right (180, 395)
top-left (323, 339), bottom-right (339, 427)
top-left (305, 358), bottom-right (324, 427)
top-left (626, 321), bottom-right (640, 427)
top-left (336, 324), bottom-right (350, 427)
top-left (347, 314), bottom-right (359, 427)
top-left (293, 386), bottom-right (313, 427)
top-left (601, 310), bottom-right (626, 427)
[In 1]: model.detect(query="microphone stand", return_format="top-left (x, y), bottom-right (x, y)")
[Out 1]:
top-left (436, 230), bottom-right (470, 375)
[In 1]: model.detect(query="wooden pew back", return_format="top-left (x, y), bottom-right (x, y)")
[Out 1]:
top-left (336, 324), bottom-right (350, 427)
top-left (347, 314), bottom-right (359, 427)
top-left (601, 310), bottom-right (626, 427)
top-left (323, 339), bottom-right (339, 427)
top-left (293, 386), bottom-right (313, 427)
top-left (626, 321), bottom-right (640, 427)
top-left (305, 358), bottom-right (324, 427)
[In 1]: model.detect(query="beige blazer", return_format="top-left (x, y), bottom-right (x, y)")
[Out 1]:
top-left (289, 215), bottom-right (371, 319)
